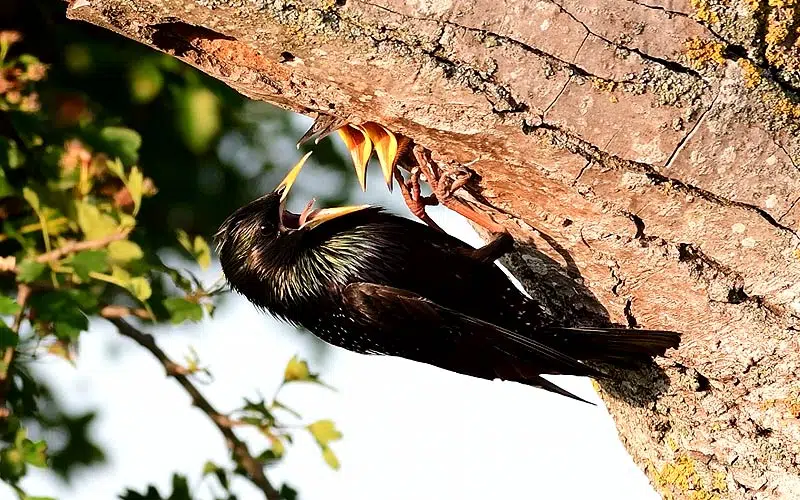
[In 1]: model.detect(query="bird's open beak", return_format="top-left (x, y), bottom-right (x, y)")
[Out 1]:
top-left (297, 115), bottom-right (399, 192)
top-left (275, 152), bottom-right (371, 230)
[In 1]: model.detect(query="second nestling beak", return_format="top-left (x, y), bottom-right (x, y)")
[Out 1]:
top-left (296, 115), bottom-right (402, 193)
top-left (274, 151), bottom-right (372, 230)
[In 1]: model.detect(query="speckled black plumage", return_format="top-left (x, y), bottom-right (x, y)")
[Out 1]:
top-left (215, 192), bottom-right (680, 403)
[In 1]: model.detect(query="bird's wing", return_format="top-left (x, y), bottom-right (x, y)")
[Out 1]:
top-left (341, 282), bottom-right (603, 380)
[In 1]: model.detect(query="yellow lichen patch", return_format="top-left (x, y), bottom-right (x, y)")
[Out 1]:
top-left (737, 59), bottom-right (762, 88)
top-left (657, 455), bottom-right (696, 491)
top-left (760, 0), bottom-right (799, 72)
top-left (745, 0), bottom-right (761, 10)
top-left (772, 96), bottom-right (800, 119)
top-left (691, 0), bottom-right (721, 23)
top-left (684, 38), bottom-right (726, 70)
top-left (712, 471), bottom-right (728, 493)
top-left (653, 455), bottom-right (725, 500)
top-left (793, 248), bottom-right (800, 260)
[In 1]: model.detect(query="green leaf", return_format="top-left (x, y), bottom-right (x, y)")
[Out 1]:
top-left (163, 297), bottom-right (203, 324)
top-left (307, 420), bottom-right (342, 446)
top-left (108, 240), bottom-right (143, 263)
top-left (0, 167), bottom-right (14, 199)
top-left (99, 126), bottom-right (141, 165)
top-left (0, 296), bottom-right (21, 315)
top-left (128, 166), bottom-right (144, 216)
top-left (75, 201), bottom-right (118, 239)
top-left (70, 250), bottom-right (109, 282)
top-left (0, 137), bottom-right (26, 170)
top-left (0, 322), bottom-right (17, 350)
top-left (29, 290), bottom-right (90, 340)
top-left (279, 484), bottom-right (299, 500)
top-left (21, 439), bottom-right (47, 468)
top-left (16, 260), bottom-right (46, 283)
top-left (22, 186), bottom-right (40, 213)
top-left (201, 460), bottom-right (229, 490)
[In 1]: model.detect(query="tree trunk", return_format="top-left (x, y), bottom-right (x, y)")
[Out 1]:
top-left (65, 0), bottom-right (800, 498)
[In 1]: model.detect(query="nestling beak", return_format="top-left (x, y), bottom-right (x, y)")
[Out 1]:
top-left (274, 152), bottom-right (371, 230)
top-left (297, 115), bottom-right (400, 192)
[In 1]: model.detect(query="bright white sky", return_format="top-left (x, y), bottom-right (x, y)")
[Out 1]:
top-left (10, 115), bottom-right (660, 500)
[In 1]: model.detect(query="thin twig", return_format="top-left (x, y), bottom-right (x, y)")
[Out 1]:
top-left (99, 305), bottom-right (151, 320)
top-left (35, 230), bottom-right (131, 264)
top-left (108, 318), bottom-right (281, 500)
top-left (0, 284), bottom-right (32, 418)
top-left (0, 230), bottom-right (132, 275)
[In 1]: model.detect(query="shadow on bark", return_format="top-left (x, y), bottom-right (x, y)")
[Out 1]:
top-left (505, 236), bottom-right (674, 409)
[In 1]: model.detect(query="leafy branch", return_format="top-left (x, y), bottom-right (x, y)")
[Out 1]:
top-left (109, 317), bottom-right (281, 500)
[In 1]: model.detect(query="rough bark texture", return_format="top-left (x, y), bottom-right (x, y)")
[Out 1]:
top-left (65, 0), bottom-right (800, 498)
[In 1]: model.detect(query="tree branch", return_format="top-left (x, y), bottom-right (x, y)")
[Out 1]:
top-left (107, 317), bottom-right (281, 500)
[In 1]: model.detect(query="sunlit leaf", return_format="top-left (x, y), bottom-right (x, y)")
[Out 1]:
top-left (307, 420), bottom-right (342, 446)
top-left (127, 166), bottom-right (144, 215)
top-left (163, 297), bottom-right (203, 324)
top-left (22, 186), bottom-right (40, 213)
top-left (321, 446), bottom-right (340, 470)
top-left (108, 240), bottom-right (143, 263)
top-left (75, 201), bottom-right (117, 239)
top-left (106, 158), bottom-right (126, 180)
top-left (193, 236), bottom-right (211, 270)
top-left (283, 355), bottom-right (311, 382)
top-left (128, 277), bottom-right (152, 302)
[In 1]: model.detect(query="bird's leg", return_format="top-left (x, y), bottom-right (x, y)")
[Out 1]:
top-left (412, 146), bottom-right (507, 234)
top-left (393, 167), bottom-right (443, 232)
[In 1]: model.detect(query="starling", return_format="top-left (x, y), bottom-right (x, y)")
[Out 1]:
top-left (216, 154), bottom-right (680, 403)
top-left (296, 113), bottom-right (505, 234)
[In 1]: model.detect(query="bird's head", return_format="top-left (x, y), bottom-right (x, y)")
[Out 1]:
top-left (214, 152), bottom-right (373, 307)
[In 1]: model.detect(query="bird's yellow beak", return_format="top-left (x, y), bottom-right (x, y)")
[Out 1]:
top-left (276, 151), bottom-right (313, 202)
top-left (275, 152), bottom-right (371, 229)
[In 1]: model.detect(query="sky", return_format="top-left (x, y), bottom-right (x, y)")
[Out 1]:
top-left (9, 115), bottom-right (661, 500)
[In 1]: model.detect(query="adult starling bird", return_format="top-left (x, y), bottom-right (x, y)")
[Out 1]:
top-left (216, 154), bottom-right (680, 403)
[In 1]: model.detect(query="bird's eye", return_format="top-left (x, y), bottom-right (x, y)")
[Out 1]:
top-left (259, 225), bottom-right (268, 234)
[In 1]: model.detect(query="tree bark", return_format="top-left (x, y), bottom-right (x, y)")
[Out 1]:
top-left (65, 0), bottom-right (800, 498)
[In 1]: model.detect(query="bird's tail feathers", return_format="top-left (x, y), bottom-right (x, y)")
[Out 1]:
top-left (537, 326), bottom-right (680, 363)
